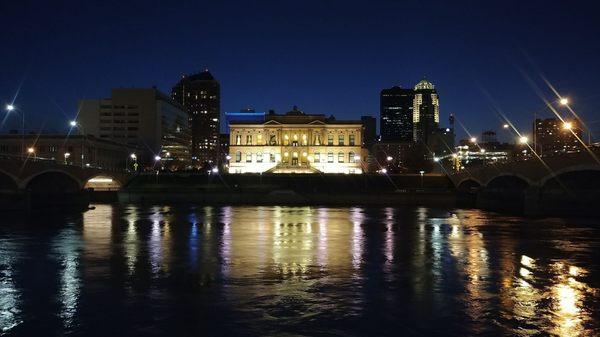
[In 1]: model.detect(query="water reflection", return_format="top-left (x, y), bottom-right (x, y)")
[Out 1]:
top-left (53, 226), bottom-right (82, 328)
top-left (0, 205), bottom-right (599, 336)
top-left (0, 240), bottom-right (22, 333)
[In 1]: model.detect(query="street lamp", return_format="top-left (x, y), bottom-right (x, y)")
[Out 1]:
top-left (519, 136), bottom-right (529, 144)
top-left (386, 156), bottom-right (393, 161)
top-left (27, 147), bottom-right (35, 160)
top-left (563, 122), bottom-right (572, 130)
top-left (503, 124), bottom-right (510, 129)
top-left (470, 137), bottom-right (477, 143)
top-left (560, 97), bottom-right (569, 106)
top-left (69, 120), bottom-right (86, 167)
top-left (64, 152), bottom-right (70, 164)
top-left (6, 104), bottom-right (25, 159)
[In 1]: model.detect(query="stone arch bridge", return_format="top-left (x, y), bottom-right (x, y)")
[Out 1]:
top-left (0, 157), bottom-right (133, 210)
top-left (447, 150), bottom-right (600, 215)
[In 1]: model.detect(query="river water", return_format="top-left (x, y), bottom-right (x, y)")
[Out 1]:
top-left (1, 204), bottom-right (599, 336)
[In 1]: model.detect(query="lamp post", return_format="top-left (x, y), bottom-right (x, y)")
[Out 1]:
top-left (129, 153), bottom-right (137, 172)
top-left (154, 155), bottom-right (161, 183)
top-left (5, 104), bottom-right (24, 160)
top-left (70, 120), bottom-right (86, 168)
top-left (27, 147), bottom-right (35, 161)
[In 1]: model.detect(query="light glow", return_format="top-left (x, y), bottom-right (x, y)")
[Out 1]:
top-left (519, 136), bottom-right (529, 144)
top-left (88, 177), bottom-right (114, 183)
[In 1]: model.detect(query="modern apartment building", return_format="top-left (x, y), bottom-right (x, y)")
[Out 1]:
top-left (77, 88), bottom-right (190, 169)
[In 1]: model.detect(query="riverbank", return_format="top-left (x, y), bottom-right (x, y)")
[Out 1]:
top-left (119, 173), bottom-right (459, 206)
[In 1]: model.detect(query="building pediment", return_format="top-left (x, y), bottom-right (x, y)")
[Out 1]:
top-left (263, 120), bottom-right (283, 125)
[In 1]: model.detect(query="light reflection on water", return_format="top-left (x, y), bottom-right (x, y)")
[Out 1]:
top-left (0, 205), bottom-right (599, 336)
top-left (0, 240), bottom-right (21, 333)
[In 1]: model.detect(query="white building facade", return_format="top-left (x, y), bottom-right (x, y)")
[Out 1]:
top-left (228, 107), bottom-right (367, 174)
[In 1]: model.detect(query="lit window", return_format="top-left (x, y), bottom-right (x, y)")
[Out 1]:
top-left (246, 152), bottom-right (252, 162)
top-left (349, 151), bottom-right (355, 163)
top-left (314, 152), bottom-right (320, 163)
top-left (327, 152), bottom-right (333, 163)
top-left (349, 134), bottom-right (355, 146)
top-left (257, 152), bottom-right (263, 163)
top-left (338, 152), bottom-right (344, 163)
top-left (235, 135), bottom-right (241, 145)
top-left (246, 135), bottom-right (252, 145)
top-left (235, 151), bottom-right (241, 162)
top-left (314, 134), bottom-right (321, 146)
top-left (328, 135), bottom-right (333, 146)
top-left (338, 135), bottom-right (344, 146)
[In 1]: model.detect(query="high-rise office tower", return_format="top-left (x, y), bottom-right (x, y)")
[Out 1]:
top-left (171, 70), bottom-right (220, 165)
top-left (380, 86), bottom-right (414, 142)
top-left (413, 79), bottom-right (439, 143)
top-left (361, 116), bottom-right (377, 148)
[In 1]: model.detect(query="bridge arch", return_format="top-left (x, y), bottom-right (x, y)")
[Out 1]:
top-left (539, 165), bottom-right (600, 187)
top-left (84, 174), bottom-right (123, 191)
top-left (23, 169), bottom-right (83, 191)
top-left (456, 178), bottom-right (482, 193)
top-left (0, 169), bottom-right (19, 192)
top-left (485, 174), bottom-right (532, 189)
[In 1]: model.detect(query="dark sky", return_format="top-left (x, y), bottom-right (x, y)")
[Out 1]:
top-left (1, 0), bottom-right (599, 141)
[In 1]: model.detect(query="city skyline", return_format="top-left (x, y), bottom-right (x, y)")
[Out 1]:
top-left (1, 1), bottom-right (599, 142)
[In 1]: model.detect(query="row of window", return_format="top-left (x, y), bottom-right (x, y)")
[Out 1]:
top-left (100, 119), bottom-right (139, 124)
top-left (100, 105), bottom-right (138, 109)
top-left (234, 134), bottom-right (356, 146)
top-left (101, 112), bottom-right (140, 117)
top-left (100, 126), bottom-right (138, 130)
top-left (233, 151), bottom-right (358, 164)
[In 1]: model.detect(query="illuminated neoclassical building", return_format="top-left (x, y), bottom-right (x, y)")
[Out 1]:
top-left (228, 107), bottom-right (367, 174)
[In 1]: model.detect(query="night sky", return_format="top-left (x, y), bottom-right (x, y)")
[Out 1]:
top-left (1, 0), bottom-right (599, 141)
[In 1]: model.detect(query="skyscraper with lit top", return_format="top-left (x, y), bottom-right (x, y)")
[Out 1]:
top-left (412, 79), bottom-right (439, 143)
